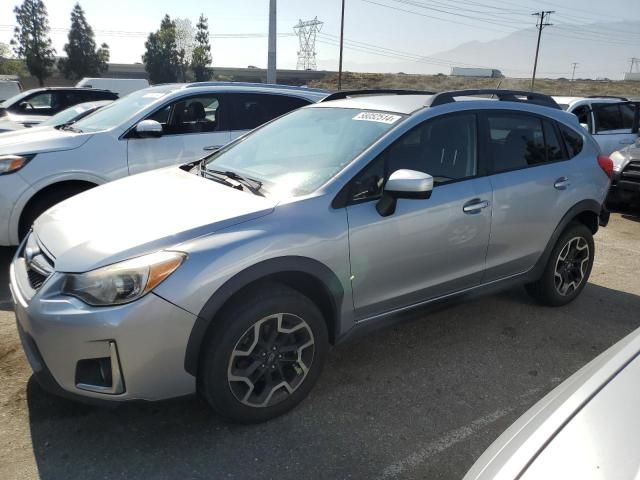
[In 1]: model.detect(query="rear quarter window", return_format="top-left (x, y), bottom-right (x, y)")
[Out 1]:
top-left (559, 125), bottom-right (584, 159)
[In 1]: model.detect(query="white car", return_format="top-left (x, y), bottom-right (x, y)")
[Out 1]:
top-left (0, 82), bottom-right (327, 246)
top-left (76, 77), bottom-right (150, 97)
top-left (554, 96), bottom-right (639, 155)
top-left (465, 325), bottom-right (640, 480)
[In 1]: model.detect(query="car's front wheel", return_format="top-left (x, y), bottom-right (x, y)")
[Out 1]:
top-left (526, 222), bottom-right (594, 306)
top-left (200, 283), bottom-right (328, 423)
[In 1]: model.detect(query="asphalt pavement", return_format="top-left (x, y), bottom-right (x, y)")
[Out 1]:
top-left (1, 210), bottom-right (639, 480)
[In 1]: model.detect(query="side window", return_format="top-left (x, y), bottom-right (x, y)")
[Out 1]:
top-left (621, 104), bottom-right (635, 130)
top-left (559, 125), bottom-right (584, 158)
top-left (232, 94), bottom-right (310, 131)
top-left (13, 92), bottom-right (54, 114)
top-left (543, 121), bottom-right (566, 162)
top-left (348, 113), bottom-right (477, 202)
top-left (572, 105), bottom-right (592, 130)
top-left (153, 95), bottom-right (222, 135)
top-left (594, 104), bottom-right (629, 132)
top-left (487, 113), bottom-right (546, 172)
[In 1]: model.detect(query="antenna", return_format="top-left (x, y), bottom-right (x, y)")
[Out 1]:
top-left (294, 17), bottom-right (323, 70)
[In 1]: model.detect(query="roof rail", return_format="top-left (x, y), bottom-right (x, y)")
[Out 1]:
top-left (426, 89), bottom-right (560, 110)
top-left (184, 81), bottom-right (329, 94)
top-left (321, 89), bottom-right (435, 102)
top-left (586, 95), bottom-right (628, 101)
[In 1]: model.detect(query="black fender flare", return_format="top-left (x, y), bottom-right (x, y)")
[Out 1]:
top-left (528, 199), bottom-right (603, 281)
top-left (184, 256), bottom-right (345, 376)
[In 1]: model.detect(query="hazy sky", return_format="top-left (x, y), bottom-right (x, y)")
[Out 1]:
top-left (1, 0), bottom-right (639, 76)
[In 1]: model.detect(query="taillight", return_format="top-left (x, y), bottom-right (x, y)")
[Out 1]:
top-left (597, 155), bottom-right (613, 178)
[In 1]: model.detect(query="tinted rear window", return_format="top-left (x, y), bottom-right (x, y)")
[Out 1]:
top-left (559, 125), bottom-right (584, 158)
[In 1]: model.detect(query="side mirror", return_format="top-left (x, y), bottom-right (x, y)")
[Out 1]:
top-left (376, 169), bottom-right (433, 217)
top-left (135, 119), bottom-right (163, 138)
top-left (17, 101), bottom-right (29, 111)
top-left (579, 123), bottom-right (590, 132)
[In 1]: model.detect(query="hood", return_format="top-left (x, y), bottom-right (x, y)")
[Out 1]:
top-left (0, 126), bottom-right (92, 155)
top-left (34, 166), bottom-right (278, 272)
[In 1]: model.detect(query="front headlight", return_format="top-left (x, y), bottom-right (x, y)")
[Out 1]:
top-left (0, 154), bottom-right (33, 175)
top-left (62, 251), bottom-right (186, 306)
top-left (609, 151), bottom-right (628, 172)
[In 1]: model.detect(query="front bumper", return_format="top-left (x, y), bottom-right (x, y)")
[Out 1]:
top-left (10, 248), bottom-right (198, 403)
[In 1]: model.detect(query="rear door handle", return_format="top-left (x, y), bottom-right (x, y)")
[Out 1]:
top-left (554, 177), bottom-right (571, 190)
top-left (463, 199), bottom-right (489, 214)
top-left (203, 145), bottom-right (223, 151)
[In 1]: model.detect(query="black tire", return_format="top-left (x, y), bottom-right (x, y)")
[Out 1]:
top-left (19, 184), bottom-right (93, 240)
top-left (199, 283), bottom-right (329, 423)
top-left (526, 222), bottom-right (594, 307)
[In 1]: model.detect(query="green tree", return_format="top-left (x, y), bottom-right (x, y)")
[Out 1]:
top-left (11, 0), bottom-right (56, 86)
top-left (58, 3), bottom-right (110, 80)
top-left (142, 15), bottom-right (181, 84)
top-left (191, 14), bottom-right (212, 82)
top-left (0, 42), bottom-right (28, 77)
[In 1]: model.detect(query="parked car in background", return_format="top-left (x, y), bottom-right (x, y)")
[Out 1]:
top-left (0, 100), bottom-right (113, 133)
top-left (464, 325), bottom-right (640, 480)
top-left (554, 96), bottom-right (639, 155)
top-left (0, 87), bottom-right (118, 132)
top-left (0, 79), bottom-right (22, 102)
top-left (0, 82), bottom-right (327, 246)
top-left (76, 77), bottom-right (149, 97)
top-left (609, 138), bottom-right (640, 206)
top-left (9, 89), bottom-right (611, 423)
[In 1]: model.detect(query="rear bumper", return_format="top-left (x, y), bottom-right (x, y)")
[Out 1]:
top-left (10, 254), bottom-right (199, 403)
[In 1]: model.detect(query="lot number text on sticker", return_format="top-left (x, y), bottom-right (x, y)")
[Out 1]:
top-left (353, 112), bottom-right (402, 124)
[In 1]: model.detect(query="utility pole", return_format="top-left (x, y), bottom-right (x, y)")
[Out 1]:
top-left (338, 0), bottom-right (345, 90)
top-left (531, 10), bottom-right (554, 90)
top-left (267, 0), bottom-right (277, 84)
top-left (569, 62), bottom-right (578, 95)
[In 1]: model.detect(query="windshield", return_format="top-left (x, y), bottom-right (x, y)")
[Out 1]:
top-left (39, 104), bottom-right (95, 127)
top-left (204, 107), bottom-right (404, 197)
top-left (0, 90), bottom-right (30, 108)
top-left (72, 88), bottom-right (172, 132)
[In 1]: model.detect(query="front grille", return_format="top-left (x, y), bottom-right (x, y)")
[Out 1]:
top-left (621, 161), bottom-right (640, 184)
top-left (21, 233), bottom-right (55, 291)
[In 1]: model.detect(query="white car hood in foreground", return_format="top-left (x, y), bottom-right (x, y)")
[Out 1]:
top-left (0, 126), bottom-right (91, 154)
top-left (464, 326), bottom-right (640, 480)
top-left (34, 167), bottom-right (277, 272)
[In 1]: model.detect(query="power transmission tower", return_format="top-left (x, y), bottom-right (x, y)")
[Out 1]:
top-left (530, 10), bottom-right (554, 90)
top-left (629, 57), bottom-right (639, 73)
top-left (294, 17), bottom-right (323, 70)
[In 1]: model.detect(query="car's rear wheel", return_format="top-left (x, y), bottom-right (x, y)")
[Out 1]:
top-left (200, 283), bottom-right (328, 423)
top-left (526, 222), bottom-right (594, 306)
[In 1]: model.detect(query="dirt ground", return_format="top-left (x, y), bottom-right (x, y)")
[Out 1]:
top-left (0, 209), bottom-right (639, 480)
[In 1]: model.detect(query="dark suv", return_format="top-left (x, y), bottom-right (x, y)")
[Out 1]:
top-left (0, 87), bottom-right (118, 129)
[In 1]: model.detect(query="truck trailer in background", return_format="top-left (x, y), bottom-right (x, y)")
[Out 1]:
top-left (450, 67), bottom-right (504, 78)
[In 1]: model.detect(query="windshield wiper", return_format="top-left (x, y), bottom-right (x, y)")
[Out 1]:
top-left (59, 123), bottom-right (82, 133)
top-left (205, 168), bottom-right (264, 196)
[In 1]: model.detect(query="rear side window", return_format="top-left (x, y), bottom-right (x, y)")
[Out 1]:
top-left (543, 120), bottom-right (566, 161)
top-left (487, 113), bottom-right (547, 172)
top-left (594, 103), bottom-right (634, 132)
top-left (232, 93), bottom-right (310, 131)
top-left (559, 125), bottom-right (584, 158)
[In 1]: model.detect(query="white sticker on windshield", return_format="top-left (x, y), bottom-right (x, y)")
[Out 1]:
top-left (352, 112), bottom-right (401, 124)
top-left (142, 93), bottom-right (164, 98)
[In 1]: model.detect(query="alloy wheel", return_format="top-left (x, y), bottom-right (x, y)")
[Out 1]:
top-left (227, 313), bottom-right (315, 408)
top-left (554, 236), bottom-right (590, 296)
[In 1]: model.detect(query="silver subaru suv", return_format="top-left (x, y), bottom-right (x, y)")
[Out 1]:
top-left (9, 89), bottom-right (612, 423)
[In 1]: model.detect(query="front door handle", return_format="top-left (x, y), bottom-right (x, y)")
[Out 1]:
top-left (463, 199), bottom-right (489, 214)
top-left (203, 145), bottom-right (223, 151)
top-left (554, 177), bottom-right (571, 190)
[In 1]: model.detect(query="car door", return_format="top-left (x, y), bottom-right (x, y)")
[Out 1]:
top-left (127, 93), bottom-right (231, 175)
top-left (345, 112), bottom-right (493, 319)
top-left (591, 102), bottom-right (639, 155)
top-left (228, 93), bottom-right (311, 141)
top-left (482, 111), bottom-right (584, 282)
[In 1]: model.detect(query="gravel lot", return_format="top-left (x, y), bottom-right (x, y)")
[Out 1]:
top-left (1, 210), bottom-right (639, 480)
